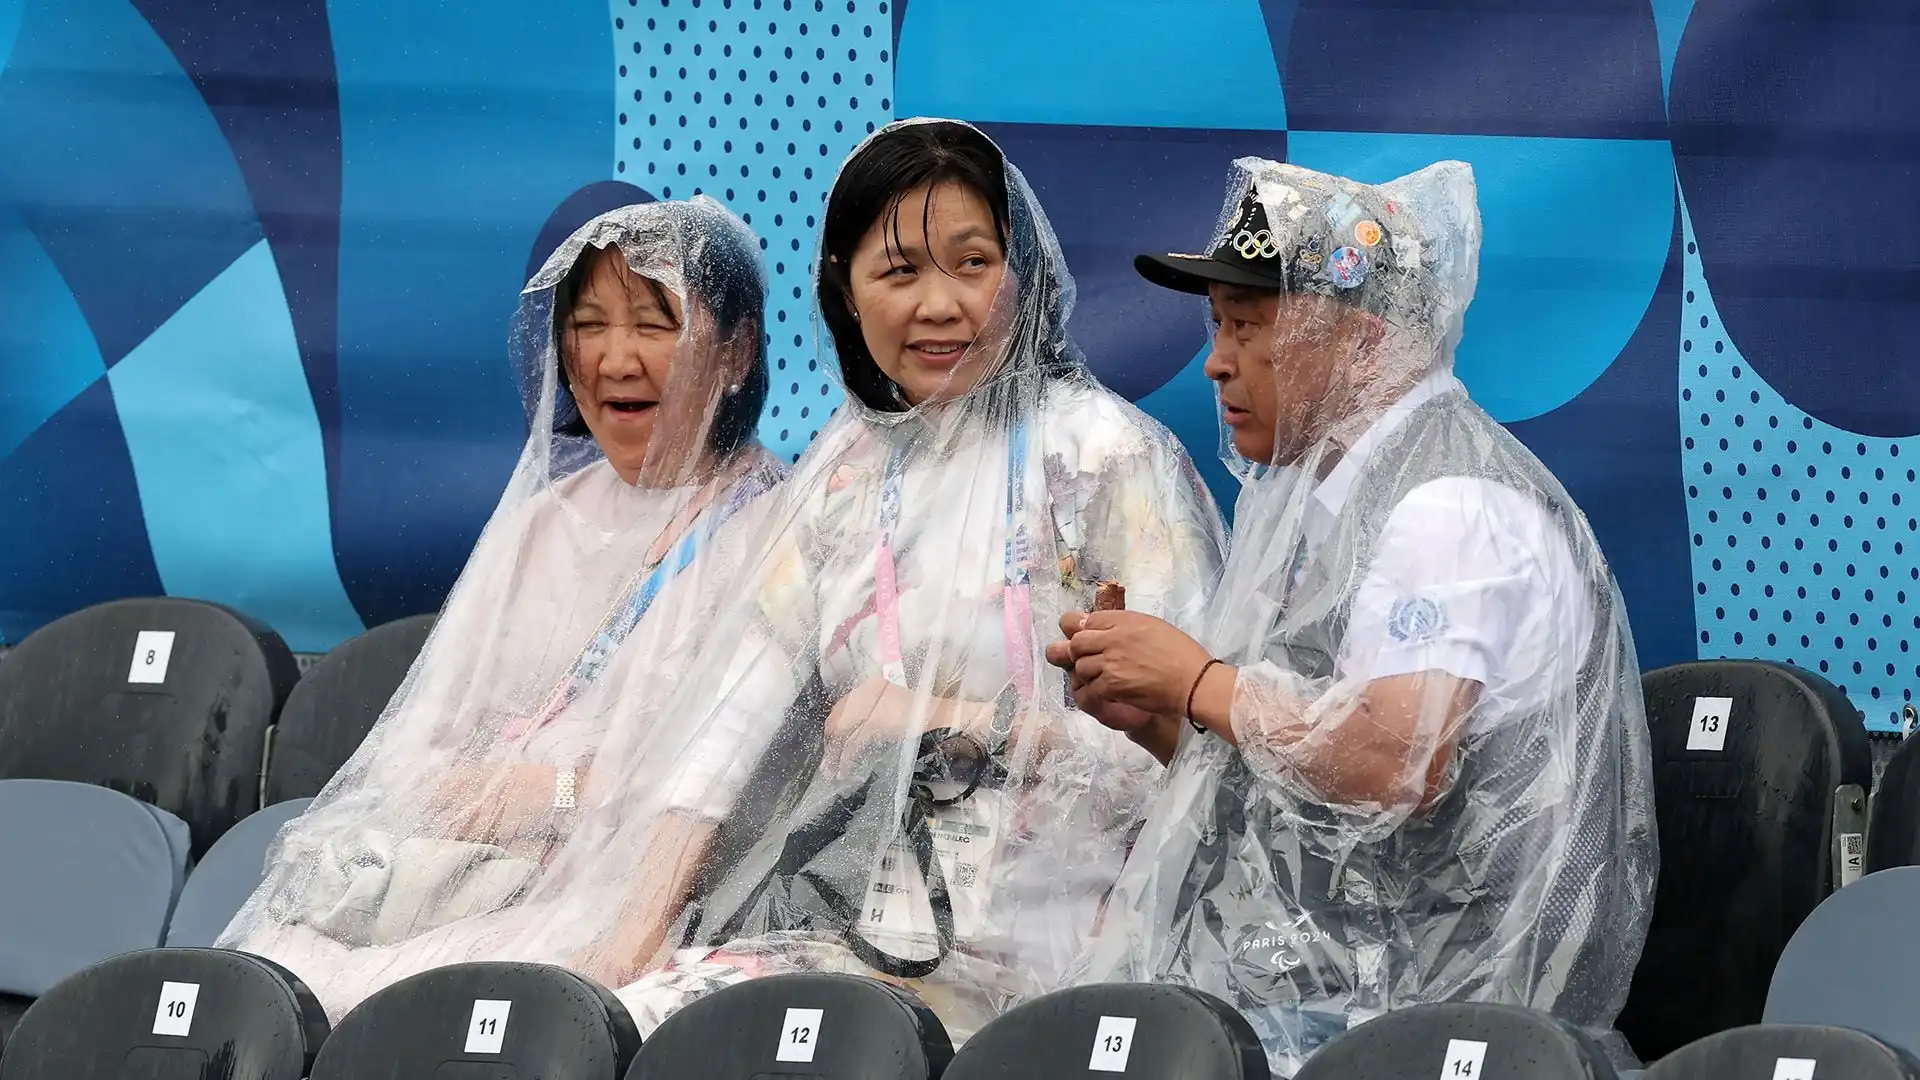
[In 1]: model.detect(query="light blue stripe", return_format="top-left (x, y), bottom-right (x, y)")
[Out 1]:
top-left (1288, 131), bottom-right (1675, 422)
top-left (896, 0), bottom-right (1285, 130)
top-left (108, 240), bottom-right (364, 650)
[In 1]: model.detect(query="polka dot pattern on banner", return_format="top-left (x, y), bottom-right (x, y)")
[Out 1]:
top-left (613, 0), bottom-right (897, 461)
top-left (1679, 199), bottom-right (1920, 732)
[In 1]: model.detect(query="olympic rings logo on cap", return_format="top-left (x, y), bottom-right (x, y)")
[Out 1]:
top-left (1232, 228), bottom-right (1282, 260)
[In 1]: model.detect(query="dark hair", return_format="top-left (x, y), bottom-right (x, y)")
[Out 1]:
top-left (816, 121), bottom-right (1022, 412)
top-left (550, 226), bottom-right (769, 456)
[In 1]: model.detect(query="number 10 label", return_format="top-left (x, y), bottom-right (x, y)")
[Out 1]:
top-left (465, 999), bottom-right (512, 1054)
top-left (1088, 1015), bottom-right (1139, 1072)
top-left (151, 981), bottom-right (199, 1037)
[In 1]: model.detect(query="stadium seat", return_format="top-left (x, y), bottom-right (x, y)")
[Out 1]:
top-left (1296, 1002), bottom-right (1615, 1080)
top-left (0, 947), bottom-right (329, 1080)
top-left (264, 614), bottom-right (434, 805)
top-left (308, 962), bottom-right (641, 1080)
top-left (0, 780), bottom-right (186, 1000)
top-left (1618, 661), bottom-right (1871, 1062)
top-left (944, 984), bottom-right (1265, 1080)
top-left (164, 797), bottom-right (313, 947)
top-left (1866, 706), bottom-right (1920, 873)
top-left (1644, 1024), bottom-right (1920, 1080)
top-left (626, 973), bottom-right (952, 1080)
top-left (1766, 865), bottom-right (1920, 1058)
top-left (0, 597), bottom-right (299, 856)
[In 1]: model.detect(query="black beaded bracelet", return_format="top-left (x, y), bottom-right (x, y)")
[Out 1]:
top-left (1186, 658), bottom-right (1223, 734)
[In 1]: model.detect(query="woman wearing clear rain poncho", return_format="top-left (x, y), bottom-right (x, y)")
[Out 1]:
top-left (216, 197), bottom-right (787, 1020)
top-left (571, 119), bottom-right (1227, 1040)
top-left (1056, 159), bottom-right (1657, 1075)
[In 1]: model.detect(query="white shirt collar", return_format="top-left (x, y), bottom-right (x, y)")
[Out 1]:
top-left (1311, 367), bottom-right (1464, 520)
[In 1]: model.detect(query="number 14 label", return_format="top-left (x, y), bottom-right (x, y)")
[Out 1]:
top-left (1442, 1038), bottom-right (1487, 1078)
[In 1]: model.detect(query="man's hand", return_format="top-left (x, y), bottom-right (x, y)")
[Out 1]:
top-left (1047, 610), bottom-right (1214, 719)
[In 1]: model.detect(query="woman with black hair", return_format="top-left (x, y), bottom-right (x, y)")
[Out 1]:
top-left (218, 198), bottom-right (786, 1021)
top-left (573, 120), bottom-right (1227, 1042)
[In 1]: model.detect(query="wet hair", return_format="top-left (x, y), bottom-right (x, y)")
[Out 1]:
top-left (550, 225), bottom-right (770, 456)
top-left (816, 121), bottom-right (1033, 412)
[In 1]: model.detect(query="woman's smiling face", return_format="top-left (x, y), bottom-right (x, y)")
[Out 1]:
top-left (845, 179), bottom-right (1008, 407)
top-left (562, 247), bottom-right (685, 483)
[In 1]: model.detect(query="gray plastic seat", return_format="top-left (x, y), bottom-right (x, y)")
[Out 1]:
top-left (1767, 866), bottom-right (1920, 1058)
top-left (0, 947), bottom-right (330, 1080)
top-left (310, 962), bottom-right (640, 1080)
top-left (947, 984), bottom-right (1265, 1080)
top-left (265, 614), bottom-right (434, 804)
top-left (0, 597), bottom-right (299, 856)
top-left (0, 779), bottom-right (188, 998)
top-left (628, 973), bottom-right (951, 1080)
top-left (1646, 1024), bottom-right (1920, 1080)
top-left (1296, 1002), bottom-right (1615, 1080)
top-left (164, 798), bottom-right (312, 947)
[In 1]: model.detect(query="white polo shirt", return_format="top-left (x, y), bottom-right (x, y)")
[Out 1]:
top-left (1301, 370), bottom-right (1595, 732)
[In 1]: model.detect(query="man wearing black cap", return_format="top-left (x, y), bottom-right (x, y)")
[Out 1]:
top-left (1053, 158), bottom-right (1654, 1075)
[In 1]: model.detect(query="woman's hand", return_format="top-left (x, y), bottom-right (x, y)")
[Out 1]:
top-left (429, 762), bottom-right (566, 843)
top-left (823, 678), bottom-right (997, 776)
top-left (1047, 611), bottom-right (1215, 719)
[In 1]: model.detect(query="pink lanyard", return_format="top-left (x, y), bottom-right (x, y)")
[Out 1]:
top-left (858, 421), bottom-right (1037, 706)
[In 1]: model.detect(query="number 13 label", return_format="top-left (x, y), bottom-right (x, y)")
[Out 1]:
top-left (1088, 1015), bottom-right (1138, 1072)
top-left (464, 999), bottom-right (511, 1054)
top-left (777, 1007), bottom-right (824, 1063)
top-left (1687, 696), bottom-right (1733, 752)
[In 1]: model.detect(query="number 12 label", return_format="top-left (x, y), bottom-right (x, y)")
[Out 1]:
top-left (1088, 1015), bottom-right (1139, 1073)
top-left (465, 999), bottom-right (512, 1054)
top-left (777, 1007), bottom-right (824, 1063)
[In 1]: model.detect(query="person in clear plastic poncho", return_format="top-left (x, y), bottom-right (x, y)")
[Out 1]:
top-left (216, 198), bottom-right (787, 1020)
top-left (1055, 159), bottom-right (1657, 1075)
top-left (569, 119), bottom-right (1227, 1040)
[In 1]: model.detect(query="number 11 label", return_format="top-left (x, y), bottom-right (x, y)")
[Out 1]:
top-left (465, 999), bottom-right (512, 1054)
top-left (777, 1007), bottom-right (824, 1063)
top-left (1088, 1015), bottom-right (1139, 1072)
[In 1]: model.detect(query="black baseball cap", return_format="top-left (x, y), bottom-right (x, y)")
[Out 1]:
top-left (1135, 190), bottom-right (1294, 296)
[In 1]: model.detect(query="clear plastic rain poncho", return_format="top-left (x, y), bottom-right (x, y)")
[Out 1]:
top-left (580, 119), bottom-right (1227, 1041)
top-left (1075, 159), bottom-right (1657, 1075)
top-left (217, 198), bottom-right (787, 1020)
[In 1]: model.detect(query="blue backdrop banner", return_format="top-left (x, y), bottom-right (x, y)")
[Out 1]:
top-left (1, 0), bottom-right (1915, 729)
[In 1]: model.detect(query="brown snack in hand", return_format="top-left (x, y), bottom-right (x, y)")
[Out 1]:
top-left (1093, 580), bottom-right (1126, 612)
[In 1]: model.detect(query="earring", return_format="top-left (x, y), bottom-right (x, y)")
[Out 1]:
top-left (726, 382), bottom-right (742, 394)
top-left (852, 310), bottom-right (861, 321)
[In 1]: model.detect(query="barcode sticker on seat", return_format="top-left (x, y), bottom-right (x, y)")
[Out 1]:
top-left (1441, 1039), bottom-right (1487, 1079)
top-left (1686, 696), bottom-right (1733, 752)
top-left (464, 999), bottom-right (511, 1054)
top-left (1088, 1015), bottom-right (1138, 1072)
top-left (1841, 833), bottom-right (1864, 886)
top-left (152, 981), bottom-right (199, 1037)
top-left (1773, 1057), bottom-right (1817, 1080)
top-left (128, 630), bottom-right (176, 685)
top-left (777, 1007), bottom-right (824, 1062)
